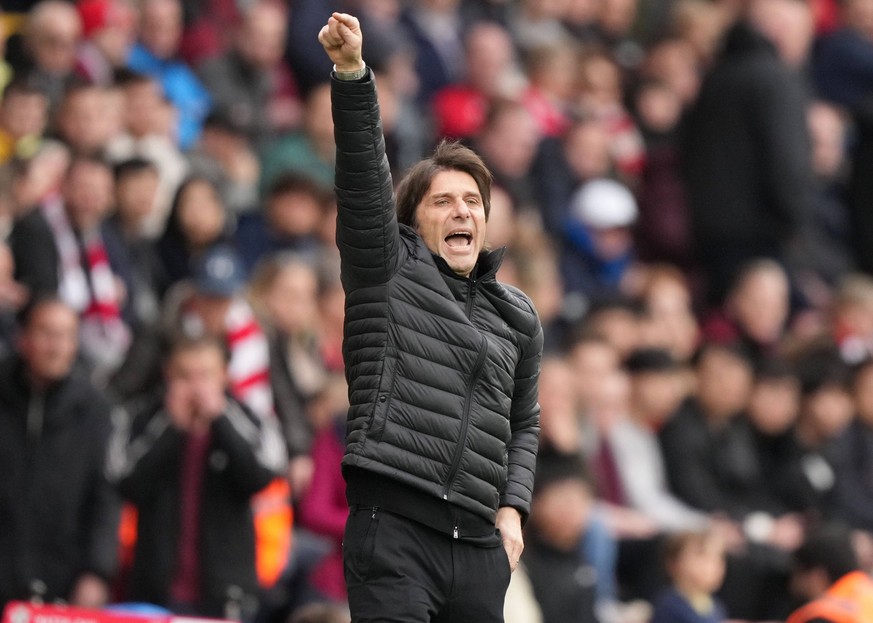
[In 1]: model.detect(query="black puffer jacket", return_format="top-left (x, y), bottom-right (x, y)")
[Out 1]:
top-left (332, 71), bottom-right (543, 526)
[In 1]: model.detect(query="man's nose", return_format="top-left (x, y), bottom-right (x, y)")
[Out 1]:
top-left (451, 198), bottom-right (471, 218)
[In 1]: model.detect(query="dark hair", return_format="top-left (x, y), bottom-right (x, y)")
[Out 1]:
top-left (113, 157), bottom-right (158, 182)
top-left (17, 294), bottom-right (72, 328)
top-left (395, 140), bottom-right (492, 228)
top-left (164, 332), bottom-right (231, 366)
top-left (2, 72), bottom-right (48, 100)
top-left (267, 172), bottom-right (330, 204)
top-left (663, 529), bottom-right (722, 566)
top-left (794, 523), bottom-right (858, 583)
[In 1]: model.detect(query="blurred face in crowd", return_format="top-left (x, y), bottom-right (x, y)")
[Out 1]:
top-left (631, 368), bottom-right (688, 426)
top-left (264, 261), bottom-right (319, 337)
top-left (640, 271), bottom-right (700, 362)
top-left (483, 186), bottom-right (516, 249)
top-left (115, 168), bottom-right (159, 230)
top-left (304, 84), bottom-right (335, 158)
top-left (477, 103), bottom-right (540, 178)
top-left (564, 120), bottom-right (612, 181)
top-left (748, 376), bottom-right (801, 436)
top-left (696, 347), bottom-right (754, 422)
top-left (586, 308), bottom-right (643, 359)
top-left (748, 0), bottom-right (813, 67)
top-left (669, 535), bottom-right (727, 597)
top-left (0, 89), bottom-right (49, 139)
top-left (854, 364), bottom-right (873, 426)
top-left (598, 0), bottom-right (638, 37)
top-left (92, 0), bottom-right (138, 65)
top-left (175, 179), bottom-right (226, 248)
top-left (26, 1), bottom-right (82, 75)
top-left (415, 169), bottom-right (487, 278)
top-left (635, 82), bottom-right (683, 134)
top-left (190, 294), bottom-right (233, 337)
top-left (58, 86), bottom-right (115, 155)
top-left (538, 358), bottom-right (583, 450)
top-left (578, 55), bottom-right (622, 111)
top-left (570, 339), bottom-right (620, 409)
top-left (123, 78), bottom-right (168, 138)
top-left (268, 190), bottom-right (323, 238)
top-left (729, 264), bottom-right (790, 345)
top-left (139, 0), bottom-right (182, 60)
top-left (238, 2), bottom-right (287, 70)
top-left (643, 39), bottom-right (700, 105)
top-left (19, 301), bottom-right (79, 385)
top-left (532, 478), bottom-right (594, 551)
top-left (164, 341), bottom-right (228, 407)
top-left (802, 384), bottom-right (854, 443)
top-left (63, 159), bottom-right (114, 232)
top-left (845, 0), bottom-right (873, 39)
top-left (464, 22), bottom-right (515, 96)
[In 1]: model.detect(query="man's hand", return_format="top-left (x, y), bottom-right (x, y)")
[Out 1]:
top-left (496, 506), bottom-right (524, 573)
top-left (318, 12), bottom-right (364, 73)
top-left (165, 381), bottom-right (195, 432)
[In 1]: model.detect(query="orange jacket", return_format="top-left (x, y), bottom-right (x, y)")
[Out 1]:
top-left (787, 572), bottom-right (873, 623)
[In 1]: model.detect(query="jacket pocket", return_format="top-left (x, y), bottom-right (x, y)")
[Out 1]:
top-left (368, 355), bottom-right (398, 441)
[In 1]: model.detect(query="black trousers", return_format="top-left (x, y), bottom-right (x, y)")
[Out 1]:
top-left (343, 506), bottom-right (512, 623)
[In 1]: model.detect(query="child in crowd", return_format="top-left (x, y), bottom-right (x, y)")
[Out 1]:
top-left (650, 530), bottom-right (728, 623)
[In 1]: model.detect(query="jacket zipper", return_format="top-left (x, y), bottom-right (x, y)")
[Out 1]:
top-left (443, 280), bottom-right (489, 519)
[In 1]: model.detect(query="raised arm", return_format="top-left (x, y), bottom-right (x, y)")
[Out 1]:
top-left (319, 13), bottom-right (401, 290)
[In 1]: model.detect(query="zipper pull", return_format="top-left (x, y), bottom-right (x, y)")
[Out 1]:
top-left (372, 506), bottom-right (378, 519)
top-left (453, 525), bottom-right (459, 539)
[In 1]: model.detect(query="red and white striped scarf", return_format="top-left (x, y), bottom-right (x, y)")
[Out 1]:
top-left (42, 197), bottom-right (132, 375)
top-left (225, 299), bottom-right (274, 420)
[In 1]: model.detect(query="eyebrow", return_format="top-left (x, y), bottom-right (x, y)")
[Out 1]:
top-left (429, 191), bottom-right (482, 201)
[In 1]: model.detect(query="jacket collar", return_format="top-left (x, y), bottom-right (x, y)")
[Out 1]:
top-left (432, 246), bottom-right (506, 282)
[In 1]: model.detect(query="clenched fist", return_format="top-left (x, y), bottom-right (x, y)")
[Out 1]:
top-left (318, 12), bottom-right (364, 73)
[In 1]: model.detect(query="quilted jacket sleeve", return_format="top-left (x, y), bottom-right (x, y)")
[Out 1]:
top-left (500, 298), bottom-right (544, 522)
top-left (331, 70), bottom-right (402, 290)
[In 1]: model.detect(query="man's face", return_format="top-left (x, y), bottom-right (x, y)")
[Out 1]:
top-left (19, 302), bottom-right (79, 383)
top-left (63, 161), bottom-right (114, 231)
top-left (415, 170), bottom-right (487, 278)
top-left (165, 344), bottom-right (227, 404)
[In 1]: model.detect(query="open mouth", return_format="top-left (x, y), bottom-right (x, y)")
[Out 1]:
top-left (444, 230), bottom-right (473, 248)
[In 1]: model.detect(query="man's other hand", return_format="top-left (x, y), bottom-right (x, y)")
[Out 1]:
top-left (318, 12), bottom-right (364, 73)
top-left (496, 506), bottom-right (524, 573)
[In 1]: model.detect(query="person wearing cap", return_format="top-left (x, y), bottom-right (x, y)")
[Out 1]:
top-left (319, 13), bottom-right (543, 622)
top-left (786, 523), bottom-right (873, 623)
top-left (560, 177), bottom-right (639, 301)
top-left (162, 243), bottom-right (273, 421)
top-left (108, 333), bottom-right (287, 618)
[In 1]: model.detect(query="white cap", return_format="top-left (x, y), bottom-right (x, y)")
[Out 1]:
top-left (570, 178), bottom-right (638, 229)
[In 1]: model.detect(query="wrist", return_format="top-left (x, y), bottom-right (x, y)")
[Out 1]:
top-left (334, 61), bottom-right (367, 81)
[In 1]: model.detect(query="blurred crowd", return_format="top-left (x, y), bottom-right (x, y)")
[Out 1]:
top-left (3, 0), bottom-right (873, 621)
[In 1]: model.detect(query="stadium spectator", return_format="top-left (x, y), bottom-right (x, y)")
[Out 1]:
top-left (109, 333), bottom-right (286, 618)
top-left (682, 0), bottom-right (817, 304)
top-left (127, 0), bottom-right (211, 149)
top-left (197, 0), bottom-right (300, 151)
top-left (0, 297), bottom-right (119, 609)
top-left (649, 530), bottom-right (728, 623)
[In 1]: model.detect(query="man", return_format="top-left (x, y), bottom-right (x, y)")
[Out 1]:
top-left (109, 334), bottom-right (287, 617)
top-left (0, 297), bottom-right (119, 608)
top-left (127, 0), bottom-right (210, 149)
top-left (682, 0), bottom-right (816, 304)
top-left (318, 13), bottom-right (543, 622)
top-left (196, 0), bottom-right (299, 150)
top-left (787, 524), bottom-right (873, 622)
top-left (43, 155), bottom-right (134, 385)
